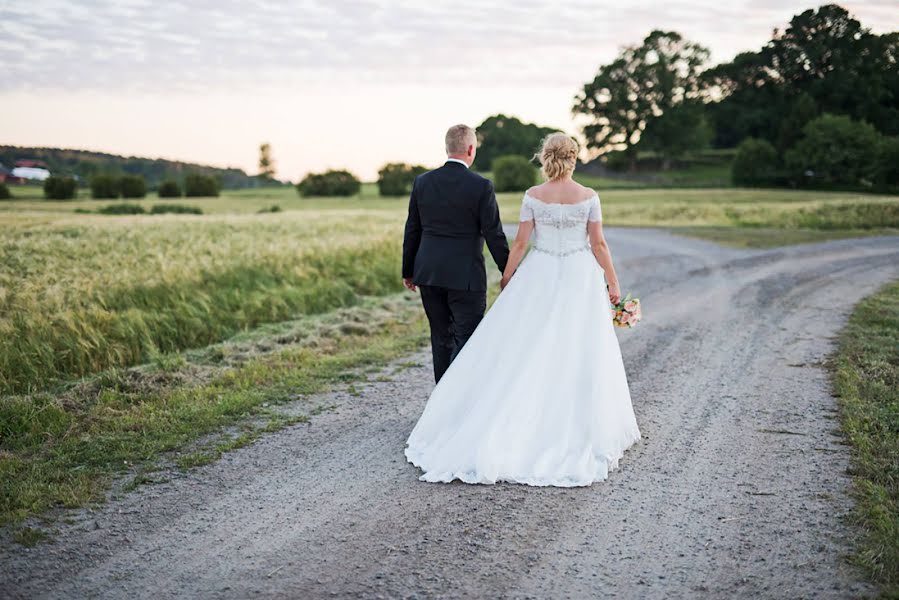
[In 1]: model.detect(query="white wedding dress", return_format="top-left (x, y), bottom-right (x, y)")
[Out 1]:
top-left (404, 192), bottom-right (641, 487)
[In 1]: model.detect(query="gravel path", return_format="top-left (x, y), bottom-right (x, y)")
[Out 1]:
top-left (3, 229), bottom-right (898, 600)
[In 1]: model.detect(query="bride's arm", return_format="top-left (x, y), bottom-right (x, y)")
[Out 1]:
top-left (500, 220), bottom-right (534, 289)
top-left (587, 220), bottom-right (621, 304)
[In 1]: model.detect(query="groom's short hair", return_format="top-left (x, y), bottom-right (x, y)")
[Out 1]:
top-left (445, 124), bottom-right (476, 155)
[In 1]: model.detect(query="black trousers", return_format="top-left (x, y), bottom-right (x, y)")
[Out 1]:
top-left (418, 285), bottom-right (487, 383)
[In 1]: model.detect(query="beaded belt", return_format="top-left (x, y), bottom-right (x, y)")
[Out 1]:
top-left (531, 245), bottom-right (590, 257)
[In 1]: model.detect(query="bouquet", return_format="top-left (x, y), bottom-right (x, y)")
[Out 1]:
top-left (611, 293), bottom-right (642, 328)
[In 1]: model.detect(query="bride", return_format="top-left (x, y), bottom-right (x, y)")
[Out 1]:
top-left (404, 133), bottom-right (641, 487)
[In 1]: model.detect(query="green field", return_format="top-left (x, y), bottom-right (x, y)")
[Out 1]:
top-left (2, 185), bottom-right (897, 394)
top-left (0, 183), bottom-right (896, 530)
top-left (4, 184), bottom-right (897, 225)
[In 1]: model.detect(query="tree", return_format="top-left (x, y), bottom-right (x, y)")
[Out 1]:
top-left (731, 138), bottom-right (779, 186)
top-left (873, 136), bottom-right (899, 188)
top-left (259, 143), bottom-right (276, 180)
top-left (44, 176), bottom-right (78, 200)
top-left (784, 114), bottom-right (881, 186)
top-left (184, 173), bottom-right (220, 197)
top-left (120, 175), bottom-right (147, 198)
top-left (574, 30), bottom-right (710, 170)
top-left (90, 174), bottom-right (120, 199)
top-left (377, 163), bottom-right (427, 196)
top-left (157, 180), bottom-right (182, 197)
top-left (700, 50), bottom-right (787, 148)
top-left (776, 93), bottom-right (818, 152)
top-left (702, 5), bottom-right (899, 149)
top-left (492, 156), bottom-right (537, 192)
top-left (637, 100), bottom-right (712, 168)
top-left (473, 115), bottom-right (556, 172)
top-left (296, 170), bottom-right (361, 197)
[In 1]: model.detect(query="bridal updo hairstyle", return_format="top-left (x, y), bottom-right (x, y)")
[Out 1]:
top-left (537, 133), bottom-right (579, 181)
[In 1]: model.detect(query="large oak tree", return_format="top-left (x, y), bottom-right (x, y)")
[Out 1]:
top-left (573, 30), bottom-right (709, 170)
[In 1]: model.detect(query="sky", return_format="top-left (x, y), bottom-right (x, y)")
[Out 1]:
top-left (2, 1), bottom-right (897, 181)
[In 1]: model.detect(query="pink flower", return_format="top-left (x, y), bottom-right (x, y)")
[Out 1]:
top-left (624, 300), bottom-right (637, 312)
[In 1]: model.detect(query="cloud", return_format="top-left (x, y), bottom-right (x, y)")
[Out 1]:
top-left (1, 0), bottom-right (896, 92)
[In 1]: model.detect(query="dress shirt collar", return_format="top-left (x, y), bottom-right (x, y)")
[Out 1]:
top-left (445, 158), bottom-right (469, 168)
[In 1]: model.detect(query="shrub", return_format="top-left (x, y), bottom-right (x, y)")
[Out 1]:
top-left (257, 205), bottom-right (282, 213)
top-left (44, 176), bottom-right (78, 200)
top-left (157, 180), bottom-right (182, 198)
top-left (297, 170), bottom-right (361, 197)
top-left (731, 138), bottom-right (779, 186)
top-left (0, 182), bottom-right (10, 200)
top-left (120, 175), bottom-right (147, 198)
top-left (492, 155), bottom-right (537, 192)
top-left (784, 114), bottom-right (881, 187)
top-left (97, 203), bottom-right (146, 215)
top-left (377, 163), bottom-right (428, 196)
top-left (184, 174), bottom-right (220, 197)
top-left (873, 136), bottom-right (899, 188)
top-left (90, 174), bottom-right (121, 199)
top-left (150, 204), bottom-right (203, 215)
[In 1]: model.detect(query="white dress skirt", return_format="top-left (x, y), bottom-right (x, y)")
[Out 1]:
top-left (404, 192), bottom-right (641, 487)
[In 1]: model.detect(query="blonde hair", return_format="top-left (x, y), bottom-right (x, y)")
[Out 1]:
top-left (537, 133), bottom-right (579, 180)
top-left (445, 124), bottom-right (477, 155)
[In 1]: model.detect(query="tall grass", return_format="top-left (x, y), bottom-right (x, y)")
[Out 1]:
top-left (0, 211), bottom-right (404, 393)
top-left (0, 295), bottom-right (428, 526)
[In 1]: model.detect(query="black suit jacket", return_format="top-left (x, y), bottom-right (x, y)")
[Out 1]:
top-left (402, 161), bottom-right (510, 292)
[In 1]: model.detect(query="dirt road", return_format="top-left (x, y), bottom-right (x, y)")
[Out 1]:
top-left (3, 229), bottom-right (898, 599)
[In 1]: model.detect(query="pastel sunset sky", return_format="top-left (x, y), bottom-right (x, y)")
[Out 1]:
top-left (2, 1), bottom-right (896, 180)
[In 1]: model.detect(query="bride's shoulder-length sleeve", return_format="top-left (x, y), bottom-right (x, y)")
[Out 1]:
top-left (587, 193), bottom-right (602, 222)
top-left (519, 194), bottom-right (535, 222)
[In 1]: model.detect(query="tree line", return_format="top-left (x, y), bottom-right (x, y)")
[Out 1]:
top-left (0, 146), bottom-right (278, 189)
top-left (306, 4), bottom-right (897, 197)
top-left (38, 172), bottom-right (221, 200)
top-left (574, 3), bottom-right (897, 189)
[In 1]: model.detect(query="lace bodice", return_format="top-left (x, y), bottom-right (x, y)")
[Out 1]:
top-left (518, 192), bottom-right (602, 256)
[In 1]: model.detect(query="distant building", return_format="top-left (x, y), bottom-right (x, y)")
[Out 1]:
top-left (10, 166), bottom-right (51, 182)
top-left (0, 159), bottom-right (52, 184)
top-left (14, 159), bottom-right (49, 169)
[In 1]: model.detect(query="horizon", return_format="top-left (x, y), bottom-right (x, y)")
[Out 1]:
top-left (2, 1), bottom-right (896, 181)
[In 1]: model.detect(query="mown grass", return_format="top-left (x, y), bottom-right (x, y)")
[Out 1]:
top-left (832, 281), bottom-right (899, 595)
top-left (0, 294), bottom-right (427, 528)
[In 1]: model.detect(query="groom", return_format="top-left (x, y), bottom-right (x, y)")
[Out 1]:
top-left (402, 124), bottom-right (510, 383)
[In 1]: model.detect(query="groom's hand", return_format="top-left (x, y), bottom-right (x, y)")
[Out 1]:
top-left (403, 278), bottom-right (417, 292)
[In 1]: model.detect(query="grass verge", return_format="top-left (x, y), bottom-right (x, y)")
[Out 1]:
top-left (0, 294), bottom-right (427, 529)
top-left (674, 226), bottom-right (899, 248)
top-left (832, 281), bottom-right (899, 595)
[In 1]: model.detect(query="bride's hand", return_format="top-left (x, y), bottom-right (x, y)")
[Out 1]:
top-left (500, 274), bottom-right (511, 290)
top-left (608, 281), bottom-right (621, 305)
